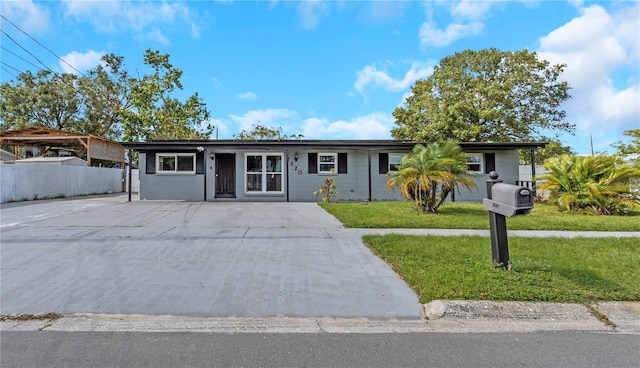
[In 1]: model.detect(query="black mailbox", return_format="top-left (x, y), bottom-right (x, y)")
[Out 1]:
top-left (483, 183), bottom-right (533, 217)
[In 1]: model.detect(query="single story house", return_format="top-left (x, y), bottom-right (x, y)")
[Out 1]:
top-left (121, 140), bottom-right (546, 202)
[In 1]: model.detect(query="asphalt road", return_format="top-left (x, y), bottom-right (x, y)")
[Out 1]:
top-left (2, 331), bottom-right (639, 368)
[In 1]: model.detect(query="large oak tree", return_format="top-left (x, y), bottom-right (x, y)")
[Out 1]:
top-left (392, 48), bottom-right (574, 143)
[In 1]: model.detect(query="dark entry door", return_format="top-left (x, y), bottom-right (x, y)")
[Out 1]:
top-left (215, 153), bottom-right (236, 198)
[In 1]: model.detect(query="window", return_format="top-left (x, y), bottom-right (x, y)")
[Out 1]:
top-left (245, 153), bottom-right (283, 193)
top-left (318, 153), bottom-right (337, 173)
top-left (466, 153), bottom-right (483, 172)
top-left (389, 153), bottom-right (403, 172)
top-left (156, 153), bottom-right (195, 174)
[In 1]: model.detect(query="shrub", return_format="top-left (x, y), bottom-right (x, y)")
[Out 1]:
top-left (537, 154), bottom-right (640, 215)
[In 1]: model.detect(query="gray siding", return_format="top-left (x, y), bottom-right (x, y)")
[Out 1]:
top-left (138, 147), bottom-right (521, 203)
top-left (139, 153), bottom-right (204, 201)
top-left (453, 150), bottom-right (519, 202)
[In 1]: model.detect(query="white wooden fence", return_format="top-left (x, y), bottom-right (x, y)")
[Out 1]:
top-left (1, 164), bottom-right (125, 203)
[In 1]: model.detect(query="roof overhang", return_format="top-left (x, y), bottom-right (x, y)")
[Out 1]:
top-left (120, 140), bottom-right (548, 152)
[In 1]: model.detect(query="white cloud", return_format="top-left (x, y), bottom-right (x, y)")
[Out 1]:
top-left (537, 4), bottom-right (640, 138)
top-left (229, 109), bottom-right (298, 132)
top-left (61, 0), bottom-right (199, 41)
top-left (419, 20), bottom-right (483, 47)
top-left (237, 92), bottom-right (258, 100)
top-left (297, 0), bottom-right (327, 30)
top-left (354, 61), bottom-right (434, 95)
top-left (60, 50), bottom-right (105, 74)
top-left (301, 113), bottom-right (394, 140)
top-left (147, 29), bottom-right (170, 45)
top-left (451, 0), bottom-right (494, 20)
top-left (0, 0), bottom-right (50, 34)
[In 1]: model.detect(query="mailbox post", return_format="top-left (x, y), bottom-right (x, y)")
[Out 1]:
top-left (483, 171), bottom-right (534, 270)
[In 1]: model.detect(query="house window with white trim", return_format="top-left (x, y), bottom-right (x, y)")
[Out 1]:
top-left (466, 153), bottom-right (483, 172)
top-left (157, 153), bottom-right (195, 174)
top-left (318, 153), bottom-right (337, 173)
top-left (245, 153), bottom-right (283, 193)
top-left (389, 153), bottom-right (403, 172)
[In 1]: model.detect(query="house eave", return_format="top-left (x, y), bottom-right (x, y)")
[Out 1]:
top-left (121, 140), bottom-right (548, 152)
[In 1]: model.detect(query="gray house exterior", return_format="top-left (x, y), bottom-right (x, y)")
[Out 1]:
top-left (121, 140), bottom-right (545, 202)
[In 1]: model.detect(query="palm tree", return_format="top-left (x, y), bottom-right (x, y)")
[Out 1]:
top-left (386, 141), bottom-right (476, 213)
top-left (537, 154), bottom-right (640, 215)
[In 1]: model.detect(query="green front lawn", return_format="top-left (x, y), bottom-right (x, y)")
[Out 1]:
top-left (319, 201), bottom-right (640, 231)
top-left (364, 235), bottom-right (640, 303)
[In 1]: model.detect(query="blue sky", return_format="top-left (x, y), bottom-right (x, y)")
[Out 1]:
top-left (1, 0), bottom-right (638, 155)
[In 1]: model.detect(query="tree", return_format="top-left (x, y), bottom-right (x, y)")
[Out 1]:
top-left (537, 154), bottom-right (640, 215)
top-left (234, 123), bottom-right (303, 140)
top-left (1, 50), bottom-right (209, 142)
top-left (612, 129), bottom-right (640, 163)
top-left (392, 48), bottom-right (573, 143)
top-left (519, 138), bottom-right (574, 165)
top-left (74, 54), bottom-right (134, 140)
top-left (0, 70), bottom-right (81, 132)
top-left (121, 49), bottom-right (211, 141)
top-left (386, 141), bottom-right (476, 213)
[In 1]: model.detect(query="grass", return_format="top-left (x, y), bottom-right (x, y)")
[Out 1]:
top-left (363, 234), bottom-right (640, 303)
top-left (319, 201), bottom-right (640, 231)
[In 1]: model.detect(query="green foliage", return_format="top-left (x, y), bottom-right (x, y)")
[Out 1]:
top-left (386, 141), bottom-right (476, 213)
top-left (519, 138), bottom-right (574, 165)
top-left (364, 234), bottom-right (640, 303)
top-left (537, 154), bottom-right (640, 215)
top-left (1, 70), bottom-right (81, 132)
top-left (392, 48), bottom-right (573, 143)
top-left (234, 124), bottom-right (303, 140)
top-left (612, 129), bottom-right (640, 162)
top-left (313, 169), bottom-right (338, 202)
top-left (0, 50), bottom-right (210, 141)
top-left (318, 201), bottom-right (640, 231)
top-left (122, 49), bottom-right (211, 141)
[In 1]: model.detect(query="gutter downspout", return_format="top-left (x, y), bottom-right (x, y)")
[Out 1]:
top-left (127, 150), bottom-right (132, 202)
top-left (367, 150), bottom-right (372, 202)
top-left (286, 149), bottom-right (290, 202)
top-left (530, 149), bottom-right (536, 195)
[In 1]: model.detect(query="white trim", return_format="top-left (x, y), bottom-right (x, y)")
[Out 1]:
top-left (244, 153), bottom-right (284, 194)
top-left (465, 153), bottom-right (483, 173)
top-left (318, 153), bottom-right (337, 174)
top-left (156, 153), bottom-right (196, 175)
top-left (388, 153), bottom-right (403, 172)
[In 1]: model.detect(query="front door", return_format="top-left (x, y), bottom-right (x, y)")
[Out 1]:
top-left (215, 153), bottom-right (236, 198)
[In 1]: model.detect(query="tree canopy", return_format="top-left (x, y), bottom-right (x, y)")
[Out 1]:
top-left (0, 50), bottom-right (211, 142)
top-left (612, 129), bottom-right (640, 163)
top-left (392, 48), bottom-right (574, 143)
top-left (234, 124), bottom-right (303, 140)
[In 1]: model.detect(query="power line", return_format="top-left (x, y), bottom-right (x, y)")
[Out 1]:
top-left (0, 61), bottom-right (26, 75)
top-left (0, 14), bottom-right (87, 77)
top-left (1, 65), bottom-right (19, 79)
top-left (0, 29), bottom-right (56, 74)
top-left (1, 45), bottom-right (46, 72)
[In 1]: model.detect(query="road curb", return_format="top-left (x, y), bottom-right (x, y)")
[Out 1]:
top-left (422, 300), bottom-right (640, 333)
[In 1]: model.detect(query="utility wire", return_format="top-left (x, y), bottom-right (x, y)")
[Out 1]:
top-left (1, 45), bottom-right (46, 72)
top-left (1, 65), bottom-right (18, 79)
top-left (0, 14), bottom-right (87, 77)
top-left (0, 61), bottom-right (26, 75)
top-left (1, 29), bottom-right (56, 74)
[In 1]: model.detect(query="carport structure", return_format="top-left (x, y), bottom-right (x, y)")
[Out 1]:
top-left (0, 127), bottom-right (125, 167)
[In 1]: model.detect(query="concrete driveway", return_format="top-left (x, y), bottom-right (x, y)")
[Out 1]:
top-left (0, 195), bottom-right (421, 318)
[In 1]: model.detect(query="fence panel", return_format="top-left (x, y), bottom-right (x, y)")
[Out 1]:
top-left (1, 164), bottom-right (123, 203)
